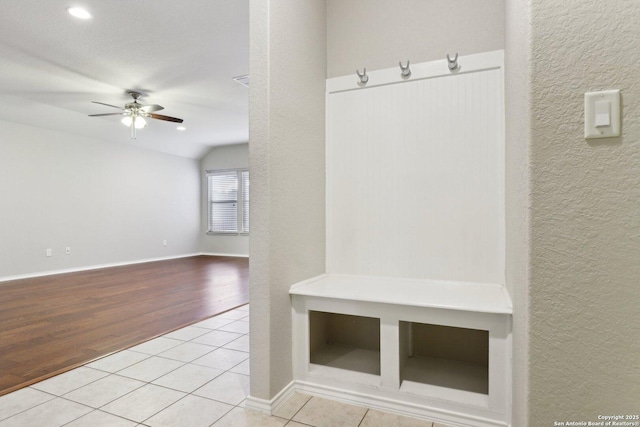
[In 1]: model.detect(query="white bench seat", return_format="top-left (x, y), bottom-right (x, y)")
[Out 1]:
top-left (290, 274), bottom-right (512, 315)
top-left (290, 274), bottom-right (513, 427)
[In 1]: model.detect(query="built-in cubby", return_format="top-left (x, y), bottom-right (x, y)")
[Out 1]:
top-left (309, 311), bottom-right (380, 375)
top-left (291, 274), bottom-right (512, 427)
top-left (399, 322), bottom-right (489, 395)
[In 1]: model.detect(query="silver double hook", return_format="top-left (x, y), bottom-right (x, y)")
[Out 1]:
top-left (447, 53), bottom-right (459, 71)
top-left (356, 68), bottom-right (369, 85)
top-left (399, 60), bottom-right (411, 78)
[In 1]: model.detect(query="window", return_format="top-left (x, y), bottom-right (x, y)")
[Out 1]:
top-left (207, 169), bottom-right (249, 234)
top-left (241, 170), bottom-right (249, 233)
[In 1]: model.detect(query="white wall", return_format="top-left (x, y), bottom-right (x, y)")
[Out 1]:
top-left (0, 119), bottom-right (201, 278)
top-left (327, 0), bottom-right (504, 78)
top-left (200, 143), bottom-right (249, 256)
top-left (527, 1), bottom-right (640, 424)
top-left (249, 0), bottom-right (326, 401)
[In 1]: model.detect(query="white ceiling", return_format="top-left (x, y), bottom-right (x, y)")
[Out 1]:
top-left (0, 0), bottom-right (249, 159)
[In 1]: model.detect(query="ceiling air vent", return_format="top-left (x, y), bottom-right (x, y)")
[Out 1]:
top-left (232, 75), bottom-right (249, 87)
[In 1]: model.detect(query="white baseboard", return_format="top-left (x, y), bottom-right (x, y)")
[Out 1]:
top-left (0, 253), bottom-right (203, 283)
top-left (245, 381), bottom-right (297, 415)
top-left (201, 252), bottom-right (249, 258)
top-left (0, 251), bottom-right (252, 283)
top-left (0, 252), bottom-right (252, 283)
top-left (246, 380), bottom-right (508, 427)
top-left (244, 396), bottom-right (273, 413)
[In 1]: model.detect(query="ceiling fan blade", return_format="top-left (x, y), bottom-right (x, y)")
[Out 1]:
top-left (91, 101), bottom-right (124, 110)
top-left (140, 104), bottom-right (164, 113)
top-left (148, 113), bottom-right (183, 123)
top-left (88, 113), bottom-right (125, 117)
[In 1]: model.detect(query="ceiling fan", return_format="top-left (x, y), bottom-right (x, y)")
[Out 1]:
top-left (89, 91), bottom-right (183, 139)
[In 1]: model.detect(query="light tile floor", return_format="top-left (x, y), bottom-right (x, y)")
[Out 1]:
top-left (0, 304), bottom-right (451, 427)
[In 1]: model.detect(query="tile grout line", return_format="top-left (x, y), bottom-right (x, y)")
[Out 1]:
top-left (86, 352), bottom-right (154, 374)
top-left (59, 408), bottom-right (137, 427)
top-left (0, 367), bottom-right (116, 424)
top-left (0, 390), bottom-right (59, 423)
top-left (64, 370), bottom-right (168, 415)
top-left (356, 408), bottom-right (369, 427)
top-left (30, 365), bottom-right (110, 396)
top-left (286, 394), bottom-right (313, 424)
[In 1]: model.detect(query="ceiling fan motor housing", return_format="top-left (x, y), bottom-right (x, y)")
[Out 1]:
top-left (125, 91), bottom-right (143, 110)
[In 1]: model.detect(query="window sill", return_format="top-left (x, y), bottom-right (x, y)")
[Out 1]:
top-left (207, 232), bottom-right (250, 236)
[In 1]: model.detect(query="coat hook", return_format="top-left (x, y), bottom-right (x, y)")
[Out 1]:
top-left (447, 53), bottom-right (459, 71)
top-left (356, 68), bottom-right (369, 85)
top-left (399, 60), bottom-right (411, 78)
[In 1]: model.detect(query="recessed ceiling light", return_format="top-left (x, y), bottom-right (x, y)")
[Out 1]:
top-left (67, 7), bottom-right (92, 20)
top-left (177, 126), bottom-right (186, 131)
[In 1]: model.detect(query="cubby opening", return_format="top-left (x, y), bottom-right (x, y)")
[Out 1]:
top-left (399, 322), bottom-right (489, 394)
top-left (309, 311), bottom-right (380, 375)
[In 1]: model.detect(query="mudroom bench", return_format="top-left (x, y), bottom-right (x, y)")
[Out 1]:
top-left (290, 274), bottom-right (513, 427)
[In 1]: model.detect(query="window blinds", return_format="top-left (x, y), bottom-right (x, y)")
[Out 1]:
top-left (207, 169), bottom-right (249, 234)
top-left (241, 171), bottom-right (249, 233)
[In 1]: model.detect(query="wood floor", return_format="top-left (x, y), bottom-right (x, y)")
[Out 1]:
top-left (0, 255), bottom-right (249, 396)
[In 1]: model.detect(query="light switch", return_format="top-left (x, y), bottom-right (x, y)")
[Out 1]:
top-left (594, 100), bottom-right (610, 127)
top-left (585, 89), bottom-right (620, 139)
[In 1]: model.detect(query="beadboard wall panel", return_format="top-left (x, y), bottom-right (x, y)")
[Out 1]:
top-left (326, 54), bottom-right (504, 284)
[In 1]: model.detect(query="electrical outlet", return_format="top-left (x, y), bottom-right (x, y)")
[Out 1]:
top-left (163, 240), bottom-right (167, 247)
top-left (65, 247), bottom-right (71, 255)
top-left (46, 248), bottom-right (52, 257)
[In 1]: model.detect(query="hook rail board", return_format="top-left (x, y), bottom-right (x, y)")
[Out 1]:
top-left (326, 50), bottom-right (505, 285)
top-left (328, 50), bottom-right (503, 93)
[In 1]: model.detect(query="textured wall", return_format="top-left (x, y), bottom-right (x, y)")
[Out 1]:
top-left (327, 0), bottom-right (504, 78)
top-left (249, 0), bottom-right (326, 400)
top-left (199, 143), bottom-right (249, 256)
top-left (504, 0), bottom-right (531, 425)
top-left (0, 120), bottom-right (201, 278)
top-left (529, 0), bottom-right (640, 423)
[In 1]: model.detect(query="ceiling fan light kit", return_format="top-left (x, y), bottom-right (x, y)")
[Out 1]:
top-left (121, 115), bottom-right (147, 128)
top-left (88, 91), bottom-right (183, 139)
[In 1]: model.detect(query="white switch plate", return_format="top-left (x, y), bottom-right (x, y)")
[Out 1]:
top-left (585, 89), bottom-right (620, 139)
